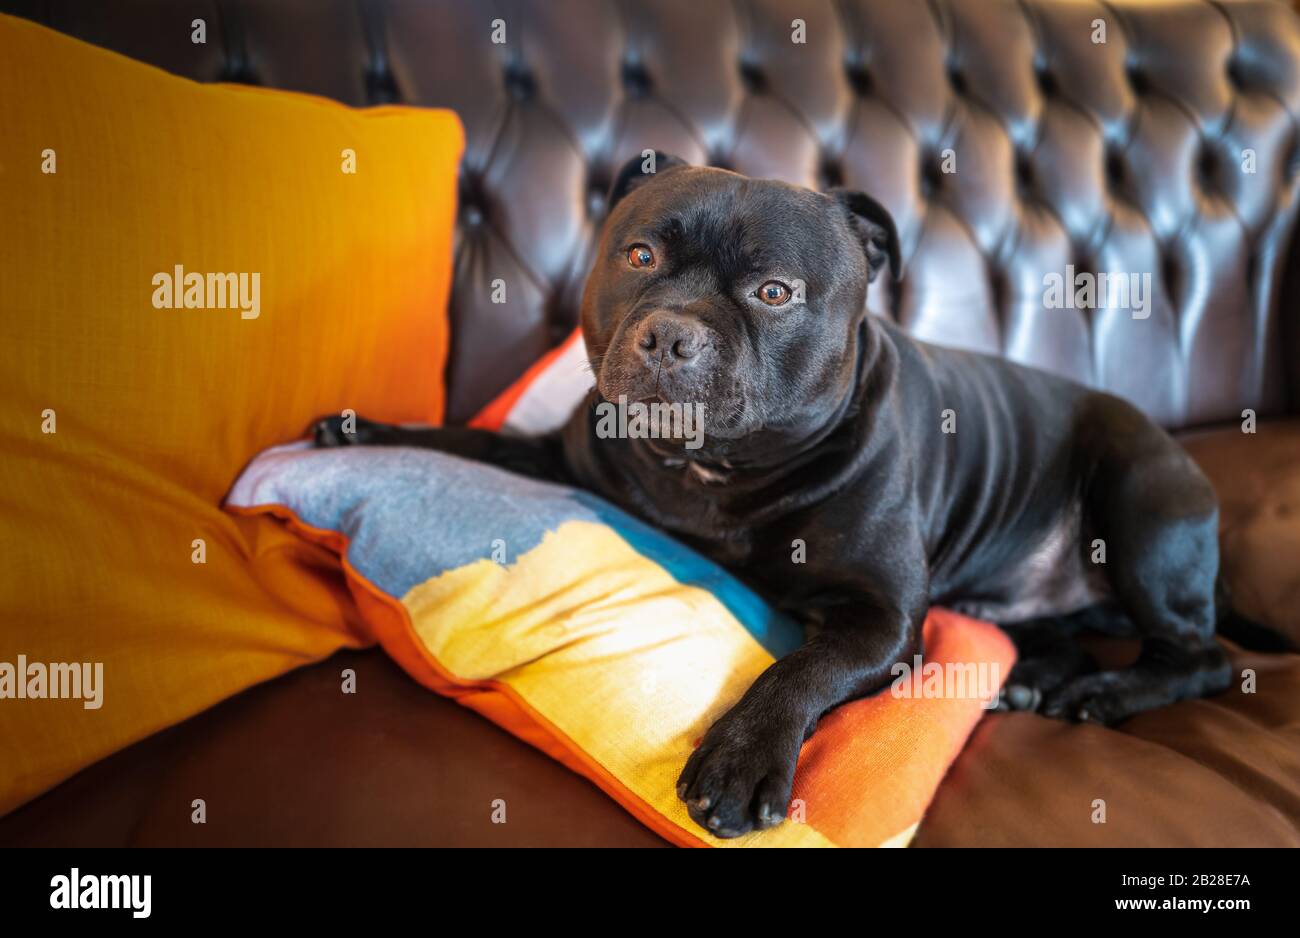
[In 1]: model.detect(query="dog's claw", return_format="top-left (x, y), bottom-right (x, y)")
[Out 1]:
top-left (313, 416), bottom-right (354, 447)
top-left (1004, 683), bottom-right (1042, 712)
top-left (756, 804), bottom-right (784, 828)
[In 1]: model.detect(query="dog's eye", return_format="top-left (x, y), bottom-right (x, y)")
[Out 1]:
top-left (627, 244), bottom-right (656, 270)
top-left (756, 280), bottom-right (792, 306)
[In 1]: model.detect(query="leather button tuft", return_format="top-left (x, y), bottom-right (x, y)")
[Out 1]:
top-left (1014, 152), bottom-right (1036, 196)
top-left (1226, 57), bottom-right (1245, 89)
top-left (621, 58), bottom-right (652, 97)
top-left (459, 175), bottom-right (487, 228)
top-left (920, 155), bottom-right (944, 198)
top-left (1035, 65), bottom-right (1057, 97)
top-left (504, 61), bottom-right (537, 101)
top-left (845, 60), bottom-right (873, 96)
top-left (947, 61), bottom-right (967, 95)
top-left (1125, 61), bottom-right (1150, 94)
top-left (1105, 147), bottom-right (1126, 188)
top-left (221, 59), bottom-right (259, 85)
top-left (1196, 142), bottom-right (1218, 190)
top-left (739, 58), bottom-right (766, 94)
top-left (366, 66), bottom-right (400, 105)
top-left (1161, 253), bottom-right (1180, 302)
top-left (819, 157), bottom-right (845, 189)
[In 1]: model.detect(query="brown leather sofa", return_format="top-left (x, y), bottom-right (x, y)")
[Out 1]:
top-left (3, 0), bottom-right (1298, 847)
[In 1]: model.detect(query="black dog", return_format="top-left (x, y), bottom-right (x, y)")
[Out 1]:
top-left (316, 153), bottom-right (1240, 838)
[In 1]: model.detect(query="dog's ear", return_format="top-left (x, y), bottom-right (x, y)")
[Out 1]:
top-left (831, 189), bottom-right (902, 283)
top-left (608, 150), bottom-right (687, 213)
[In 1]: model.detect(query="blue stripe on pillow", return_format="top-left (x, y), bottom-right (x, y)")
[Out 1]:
top-left (574, 492), bottom-right (803, 658)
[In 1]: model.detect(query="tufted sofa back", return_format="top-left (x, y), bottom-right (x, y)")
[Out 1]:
top-left (8, 0), bottom-right (1300, 427)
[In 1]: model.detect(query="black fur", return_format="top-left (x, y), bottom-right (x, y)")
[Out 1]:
top-left (315, 154), bottom-right (1257, 839)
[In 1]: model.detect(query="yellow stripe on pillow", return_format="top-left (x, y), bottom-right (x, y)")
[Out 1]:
top-left (401, 521), bottom-right (836, 847)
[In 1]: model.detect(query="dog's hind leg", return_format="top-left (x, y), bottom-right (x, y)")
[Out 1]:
top-left (1039, 399), bottom-right (1232, 725)
top-left (996, 608), bottom-right (1110, 712)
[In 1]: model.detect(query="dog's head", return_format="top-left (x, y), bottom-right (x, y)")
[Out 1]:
top-left (580, 151), bottom-right (900, 463)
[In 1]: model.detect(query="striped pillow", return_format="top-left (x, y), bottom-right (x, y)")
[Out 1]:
top-left (226, 441), bottom-right (1013, 847)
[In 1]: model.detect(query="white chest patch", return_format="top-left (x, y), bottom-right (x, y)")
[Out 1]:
top-left (688, 462), bottom-right (729, 485)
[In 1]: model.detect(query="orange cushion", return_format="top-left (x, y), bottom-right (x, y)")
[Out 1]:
top-left (0, 14), bottom-right (462, 814)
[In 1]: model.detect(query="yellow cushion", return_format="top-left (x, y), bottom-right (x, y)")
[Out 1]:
top-left (0, 14), bottom-right (463, 813)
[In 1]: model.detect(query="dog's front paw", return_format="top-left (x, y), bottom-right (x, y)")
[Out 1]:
top-left (312, 414), bottom-right (381, 447)
top-left (676, 715), bottom-right (800, 838)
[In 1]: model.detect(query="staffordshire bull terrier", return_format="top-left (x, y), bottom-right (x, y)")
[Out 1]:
top-left (315, 152), bottom-right (1255, 838)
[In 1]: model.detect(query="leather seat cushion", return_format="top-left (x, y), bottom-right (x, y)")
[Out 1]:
top-left (0, 650), bottom-right (665, 847)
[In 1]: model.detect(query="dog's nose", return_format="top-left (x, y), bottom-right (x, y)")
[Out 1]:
top-left (636, 312), bottom-right (705, 366)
